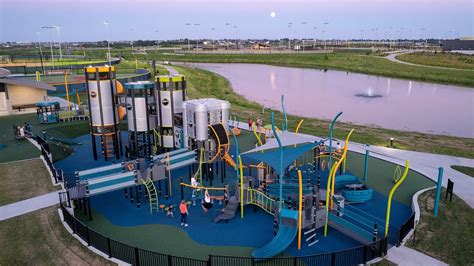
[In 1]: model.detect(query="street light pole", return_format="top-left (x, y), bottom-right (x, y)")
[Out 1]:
top-left (42, 26), bottom-right (55, 69)
top-left (37, 32), bottom-right (46, 75)
top-left (53, 26), bottom-right (62, 59)
top-left (211, 28), bottom-right (216, 50)
top-left (104, 21), bottom-right (111, 65)
top-left (313, 27), bottom-right (317, 49)
top-left (323, 22), bottom-right (329, 50)
top-left (185, 23), bottom-right (191, 50)
top-left (288, 22), bottom-right (292, 50)
top-left (194, 23), bottom-right (200, 51)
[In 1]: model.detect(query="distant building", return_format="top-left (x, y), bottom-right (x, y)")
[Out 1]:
top-left (0, 68), bottom-right (56, 116)
top-left (251, 43), bottom-right (271, 50)
top-left (442, 38), bottom-right (474, 51)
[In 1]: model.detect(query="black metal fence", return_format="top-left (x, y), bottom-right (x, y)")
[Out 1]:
top-left (59, 202), bottom-right (388, 266)
top-left (35, 135), bottom-right (63, 184)
top-left (397, 212), bottom-right (415, 246)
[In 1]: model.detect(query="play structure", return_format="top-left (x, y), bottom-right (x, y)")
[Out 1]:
top-left (36, 101), bottom-right (60, 124)
top-left (84, 66), bottom-right (124, 161)
top-left (53, 64), bottom-right (417, 263)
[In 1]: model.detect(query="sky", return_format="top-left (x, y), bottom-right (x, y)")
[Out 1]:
top-left (0, 0), bottom-right (472, 42)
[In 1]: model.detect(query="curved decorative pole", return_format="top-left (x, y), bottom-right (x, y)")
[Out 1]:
top-left (385, 160), bottom-right (410, 236)
top-left (271, 112), bottom-right (283, 212)
top-left (281, 95), bottom-right (288, 131)
top-left (329, 112), bottom-right (343, 171)
top-left (229, 125), bottom-right (242, 219)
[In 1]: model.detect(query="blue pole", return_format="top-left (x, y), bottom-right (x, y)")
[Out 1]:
top-left (364, 144), bottom-right (370, 181)
top-left (271, 112), bottom-right (283, 212)
top-left (434, 167), bottom-right (444, 217)
top-left (329, 112), bottom-right (343, 171)
top-left (281, 95), bottom-right (288, 131)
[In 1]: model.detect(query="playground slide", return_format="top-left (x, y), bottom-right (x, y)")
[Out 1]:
top-left (252, 209), bottom-right (299, 259)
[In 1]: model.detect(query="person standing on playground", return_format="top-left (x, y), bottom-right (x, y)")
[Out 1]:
top-left (179, 200), bottom-right (189, 227)
top-left (248, 116), bottom-right (253, 130)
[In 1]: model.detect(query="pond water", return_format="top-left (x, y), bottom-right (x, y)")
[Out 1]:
top-left (183, 63), bottom-right (474, 138)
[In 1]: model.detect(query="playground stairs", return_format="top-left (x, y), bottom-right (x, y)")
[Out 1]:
top-left (143, 177), bottom-right (159, 214)
top-left (304, 227), bottom-right (319, 247)
top-left (102, 135), bottom-right (115, 159)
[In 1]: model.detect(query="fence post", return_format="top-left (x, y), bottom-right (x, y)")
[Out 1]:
top-left (331, 252), bottom-right (336, 266)
top-left (363, 244), bottom-right (368, 263)
top-left (207, 255), bottom-right (211, 266)
top-left (134, 247), bottom-right (140, 266)
top-left (86, 226), bottom-right (90, 246)
top-left (293, 256), bottom-right (297, 266)
top-left (107, 237), bottom-right (112, 258)
top-left (167, 254), bottom-right (173, 266)
top-left (72, 218), bottom-right (76, 234)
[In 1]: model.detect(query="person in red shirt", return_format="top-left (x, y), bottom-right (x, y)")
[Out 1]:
top-left (179, 200), bottom-right (189, 227)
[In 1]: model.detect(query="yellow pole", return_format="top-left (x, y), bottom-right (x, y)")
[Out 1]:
top-left (239, 155), bottom-right (244, 219)
top-left (252, 123), bottom-right (263, 147)
top-left (35, 71), bottom-right (40, 82)
top-left (324, 128), bottom-right (354, 236)
top-left (167, 152), bottom-right (172, 196)
top-left (76, 92), bottom-right (81, 106)
top-left (295, 119), bottom-right (304, 134)
top-left (64, 71), bottom-right (70, 111)
top-left (297, 170), bottom-right (303, 250)
top-left (135, 59), bottom-right (138, 70)
top-left (385, 160), bottom-right (410, 236)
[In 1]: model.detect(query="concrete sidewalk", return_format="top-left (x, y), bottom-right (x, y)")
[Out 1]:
top-left (0, 191), bottom-right (59, 221)
top-left (387, 245), bottom-right (448, 266)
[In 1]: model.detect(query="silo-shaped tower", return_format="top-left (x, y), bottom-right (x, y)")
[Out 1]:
top-left (125, 81), bottom-right (155, 159)
top-left (154, 74), bottom-right (187, 152)
top-left (84, 66), bottom-right (123, 161)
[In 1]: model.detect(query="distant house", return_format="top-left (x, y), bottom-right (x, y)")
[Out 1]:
top-left (0, 68), bottom-right (56, 116)
top-left (251, 43), bottom-right (271, 50)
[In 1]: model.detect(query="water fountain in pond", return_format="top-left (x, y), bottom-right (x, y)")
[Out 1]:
top-left (355, 86), bottom-right (383, 98)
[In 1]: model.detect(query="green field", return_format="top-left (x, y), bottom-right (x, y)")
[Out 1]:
top-left (0, 159), bottom-right (58, 205)
top-left (0, 113), bottom-right (89, 163)
top-left (177, 65), bottom-right (474, 158)
top-left (396, 52), bottom-right (474, 70)
top-left (407, 189), bottom-right (474, 265)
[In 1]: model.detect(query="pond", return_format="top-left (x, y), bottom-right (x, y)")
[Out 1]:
top-left (183, 63), bottom-right (473, 138)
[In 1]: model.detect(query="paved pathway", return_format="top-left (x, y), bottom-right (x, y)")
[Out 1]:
top-left (0, 191), bottom-right (59, 221)
top-left (387, 245), bottom-right (448, 266)
top-left (385, 50), bottom-right (473, 72)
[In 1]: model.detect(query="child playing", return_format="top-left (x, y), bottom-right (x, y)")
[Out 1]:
top-left (202, 189), bottom-right (213, 213)
top-left (179, 200), bottom-right (189, 227)
top-left (166, 204), bottom-right (174, 218)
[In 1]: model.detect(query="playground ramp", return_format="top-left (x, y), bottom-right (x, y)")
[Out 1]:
top-left (252, 209), bottom-right (299, 259)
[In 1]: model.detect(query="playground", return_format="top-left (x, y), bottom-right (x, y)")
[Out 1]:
top-left (2, 63), bottom-right (441, 265)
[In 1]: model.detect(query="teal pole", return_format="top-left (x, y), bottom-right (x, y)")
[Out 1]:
top-left (281, 95), bottom-right (288, 131)
top-left (434, 167), bottom-right (444, 217)
top-left (329, 112), bottom-right (343, 171)
top-left (271, 112), bottom-right (283, 212)
top-left (364, 144), bottom-right (370, 181)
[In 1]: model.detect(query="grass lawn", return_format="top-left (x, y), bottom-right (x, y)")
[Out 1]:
top-left (149, 52), bottom-right (474, 87)
top-left (0, 159), bottom-right (58, 206)
top-left (450, 165), bottom-right (474, 177)
top-left (0, 113), bottom-right (89, 163)
top-left (396, 52), bottom-right (474, 70)
top-left (406, 189), bottom-right (474, 265)
top-left (0, 206), bottom-right (114, 265)
top-left (176, 66), bottom-right (474, 159)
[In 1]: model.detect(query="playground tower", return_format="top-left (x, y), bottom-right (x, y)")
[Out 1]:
top-left (182, 98), bottom-right (230, 163)
top-left (124, 81), bottom-right (155, 159)
top-left (84, 66), bottom-right (123, 161)
top-left (154, 74), bottom-right (187, 152)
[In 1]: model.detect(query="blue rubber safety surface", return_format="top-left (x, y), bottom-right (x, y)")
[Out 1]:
top-left (55, 133), bottom-right (412, 256)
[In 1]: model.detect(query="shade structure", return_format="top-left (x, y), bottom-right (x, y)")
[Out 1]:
top-left (240, 141), bottom-right (322, 174)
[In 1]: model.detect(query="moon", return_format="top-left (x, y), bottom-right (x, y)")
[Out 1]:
top-left (270, 11), bottom-right (276, 18)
